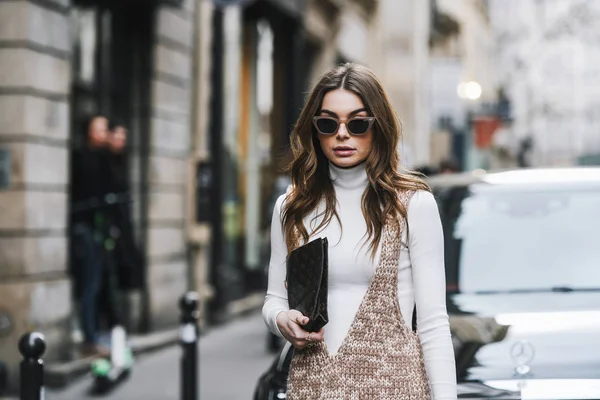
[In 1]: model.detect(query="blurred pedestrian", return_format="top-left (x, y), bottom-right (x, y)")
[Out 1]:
top-left (106, 120), bottom-right (129, 197)
top-left (70, 114), bottom-right (111, 357)
top-left (414, 164), bottom-right (438, 177)
top-left (104, 121), bottom-right (142, 316)
top-left (438, 158), bottom-right (460, 174)
top-left (262, 63), bottom-right (456, 398)
top-left (517, 137), bottom-right (534, 168)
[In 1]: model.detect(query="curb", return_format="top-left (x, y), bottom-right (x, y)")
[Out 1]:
top-left (43, 291), bottom-right (265, 389)
top-left (44, 328), bottom-right (179, 389)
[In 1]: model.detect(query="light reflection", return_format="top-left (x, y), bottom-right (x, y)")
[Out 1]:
top-left (485, 379), bottom-right (600, 400)
top-left (483, 168), bottom-right (600, 184)
top-left (494, 311), bottom-right (600, 334)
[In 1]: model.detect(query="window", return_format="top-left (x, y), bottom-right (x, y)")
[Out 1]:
top-left (438, 183), bottom-right (600, 293)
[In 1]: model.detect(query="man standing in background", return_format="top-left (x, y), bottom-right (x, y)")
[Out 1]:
top-left (70, 115), bottom-right (111, 357)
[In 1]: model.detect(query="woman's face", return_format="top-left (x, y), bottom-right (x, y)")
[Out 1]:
top-left (317, 89), bottom-right (374, 168)
top-left (109, 126), bottom-right (127, 153)
top-left (88, 116), bottom-right (109, 147)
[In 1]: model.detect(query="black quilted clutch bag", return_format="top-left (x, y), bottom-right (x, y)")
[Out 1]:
top-left (285, 237), bottom-right (329, 333)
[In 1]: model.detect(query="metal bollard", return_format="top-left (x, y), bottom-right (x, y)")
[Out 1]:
top-left (18, 332), bottom-right (45, 400)
top-left (179, 292), bottom-right (199, 400)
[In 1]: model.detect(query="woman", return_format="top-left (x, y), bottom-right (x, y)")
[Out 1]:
top-left (262, 63), bottom-right (457, 399)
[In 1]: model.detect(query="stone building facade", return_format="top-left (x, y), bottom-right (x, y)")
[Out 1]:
top-left (490, 0), bottom-right (600, 166)
top-left (189, 0), bottom-right (386, 326)
top-left (0, 0), bottom-right (197, 392)
top-left (0, 0), bottom-right (474, 393)
top-left (189, 0), bottom-right (459, 330)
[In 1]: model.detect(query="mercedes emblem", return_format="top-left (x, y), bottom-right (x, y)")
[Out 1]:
top-left (510, 340), bottom-right (535, 375)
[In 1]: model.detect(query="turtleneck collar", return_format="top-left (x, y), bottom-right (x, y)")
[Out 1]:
top-left (329, 161), bottom-right (369, 190)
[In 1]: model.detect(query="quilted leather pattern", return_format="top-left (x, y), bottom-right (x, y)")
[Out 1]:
top-left (286, 237), bottom-right (329, 332)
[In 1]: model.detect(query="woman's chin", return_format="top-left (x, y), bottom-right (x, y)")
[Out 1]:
top-left (329, 156), bottom-right (365, 169)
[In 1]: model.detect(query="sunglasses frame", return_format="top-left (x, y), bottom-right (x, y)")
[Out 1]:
top-left (312, 116), bottom-right (376, 136)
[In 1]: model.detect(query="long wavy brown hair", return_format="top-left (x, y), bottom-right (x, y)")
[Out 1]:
top-left (282, 63), bottom-right (430, 258)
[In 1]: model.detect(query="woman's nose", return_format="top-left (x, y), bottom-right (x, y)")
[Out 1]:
top-left (336, 122), bottom-right (350, 138)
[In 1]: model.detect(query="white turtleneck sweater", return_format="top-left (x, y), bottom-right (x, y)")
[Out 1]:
top-left (262, 162), bottom-right (457, 399)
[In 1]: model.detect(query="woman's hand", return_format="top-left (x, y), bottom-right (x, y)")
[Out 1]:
top-left (276, 310), bottom-right (325, 350)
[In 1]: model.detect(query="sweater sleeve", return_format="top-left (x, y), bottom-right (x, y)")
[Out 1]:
top-left (262, 194), bottom-right (290, 337)
top-left (408, 190), bottom-right (458, 399)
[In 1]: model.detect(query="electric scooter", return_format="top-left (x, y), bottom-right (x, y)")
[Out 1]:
top-left (90, 325), bottom-right (134, 393)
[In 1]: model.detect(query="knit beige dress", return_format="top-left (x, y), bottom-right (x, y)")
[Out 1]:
top-left (286, 191), bottom-right (432, 399)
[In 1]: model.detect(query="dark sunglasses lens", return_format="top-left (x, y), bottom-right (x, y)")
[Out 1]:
top-left (347, 119), bottom-right (371, 135)
top-left (316, 118), bottom-right (338, 134)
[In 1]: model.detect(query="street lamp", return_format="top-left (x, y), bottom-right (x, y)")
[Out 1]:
top-left (456, 80), bottom-right (484, 171)
top-left (457, 81), bottom-right (482, 101)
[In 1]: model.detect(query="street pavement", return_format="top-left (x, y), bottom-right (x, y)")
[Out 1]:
top-left (45, 311), bottom-right (277, 400)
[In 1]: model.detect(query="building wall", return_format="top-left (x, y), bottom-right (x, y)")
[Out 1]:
top-left (336, 2), bottom-right (369, 64)
top-left (429, 58), bottom-right (465, 130)
top-left (185, 0), bottom-right (382, 323)
top-left (0, 0), bottom-right (199, 390)
top-left (0, 0), bottom-right (72, 390)
top-left (189, 0), bottom-right (214, 330)
top-left (430, 0), bottom-right (496, 169)
top-left (369, 0), bottom-right (432, 168)
top-left (147, 0), bottom-right (196, 329)
top-left (304, 0), bottom-right (338, 80)
top-left (438, 0), bottom-right (496, 103)
top-left (490, 0), bottom-right (600, 166)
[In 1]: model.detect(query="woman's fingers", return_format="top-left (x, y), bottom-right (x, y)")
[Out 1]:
top-left (289, 326), bottom-right (325, 350)
top-left (292, 331), bottom-right (310, 349)
top-left (288, 320), bottom-right (309, 340)
top-left (277, 310), bottom-right (306, 345)
top-left (309, 328), bottom-right (325, 342)
top-left (277, 310), bottom-right (325, 349)
top-left (287, 310), bottom-right (309, 326)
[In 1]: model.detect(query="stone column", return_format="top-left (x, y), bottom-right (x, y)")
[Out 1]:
top-left (0, 0), bottom-right (72, 391)
top-left (189, 0), bottom-right (214, 330)
top-left (147, 0), bottom-right (196, 329)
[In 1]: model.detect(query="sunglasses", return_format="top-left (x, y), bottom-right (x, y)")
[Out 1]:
top-left (312, 116), bottom-right (376, 136)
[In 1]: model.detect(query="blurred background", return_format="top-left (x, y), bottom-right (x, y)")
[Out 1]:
top-left (1, 0), bottom-right (599, 398)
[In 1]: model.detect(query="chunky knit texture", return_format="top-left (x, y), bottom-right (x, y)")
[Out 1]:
top-left (286, 190), bottom-right (432, 400)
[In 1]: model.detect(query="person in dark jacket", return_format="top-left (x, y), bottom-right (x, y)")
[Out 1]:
top-left (106, 121), bottom-right (142, 293)
top-left (70, 114), bottom-right (111, 356)
top-left (107, 121), bottom-right (129, 194)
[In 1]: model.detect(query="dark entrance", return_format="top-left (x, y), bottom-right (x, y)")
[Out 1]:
top-left (68, 2), bottom-right (155, 334)
top-left (205, 0), bottom-right (317, 322)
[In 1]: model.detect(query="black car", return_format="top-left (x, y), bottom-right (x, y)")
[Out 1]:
top-left (254, 168), bottom-right (600, 399)
top-left (254, 342), bottom-right (293, 400)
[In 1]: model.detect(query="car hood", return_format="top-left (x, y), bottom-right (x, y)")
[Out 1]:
top-left (448, 292), bottom-right (600, 382)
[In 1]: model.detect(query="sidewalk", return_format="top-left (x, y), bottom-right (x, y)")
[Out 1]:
top-left (45, 292), bottom-right (266, 388)
top-left (44, 311), bottom-right (277, 400)
top-left (45, 328), bottom-right (180, 388)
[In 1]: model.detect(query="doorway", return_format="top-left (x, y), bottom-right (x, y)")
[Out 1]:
top-left (68, 3), bottom-right (153, 336)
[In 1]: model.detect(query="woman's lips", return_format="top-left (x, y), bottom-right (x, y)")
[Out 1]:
top-left (333, 147), bottom-right (356, 157)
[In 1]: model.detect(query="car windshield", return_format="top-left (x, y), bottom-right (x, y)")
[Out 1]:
top-left (436, 183), bottom-right (600, 294)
